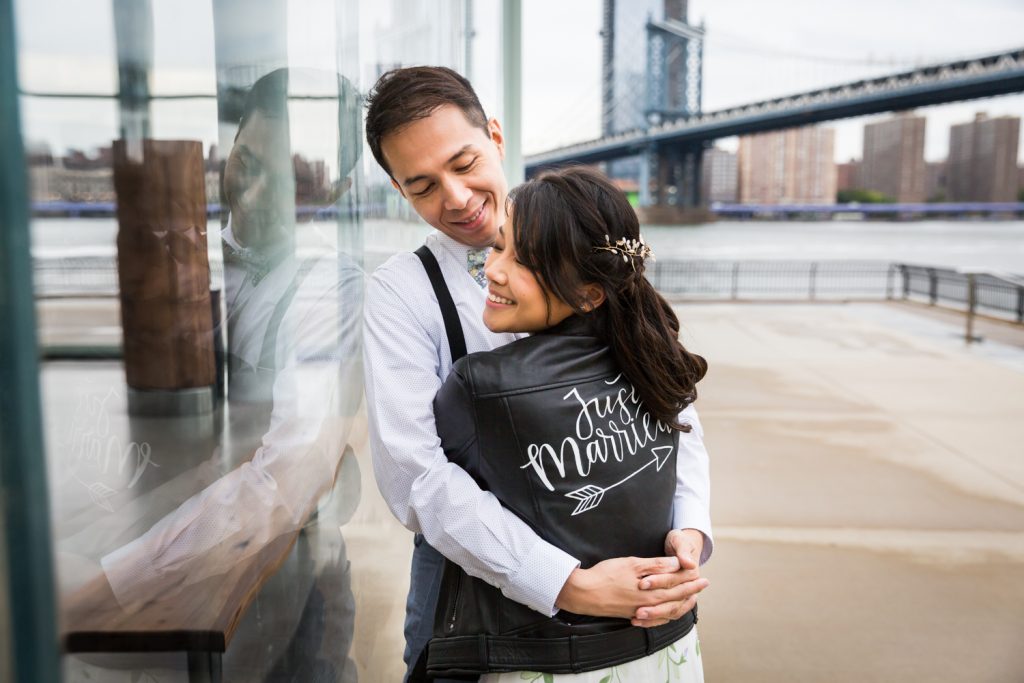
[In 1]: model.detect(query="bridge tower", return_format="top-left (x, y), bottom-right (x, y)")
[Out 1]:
top-left (602, 0), bottom-right (706, 218)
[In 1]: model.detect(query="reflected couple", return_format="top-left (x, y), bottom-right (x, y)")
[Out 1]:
top-left (61, 67), bottom-right (363, 682)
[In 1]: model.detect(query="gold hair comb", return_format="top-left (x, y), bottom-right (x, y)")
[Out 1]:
top-left (592, 234), bottom-right (655, 271)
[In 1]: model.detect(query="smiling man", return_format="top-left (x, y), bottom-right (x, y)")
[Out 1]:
top-left (362, 66), bottom-right (712, 682)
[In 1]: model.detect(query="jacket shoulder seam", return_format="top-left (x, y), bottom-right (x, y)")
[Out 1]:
top-left (472, 371), bottom-right (620, 400)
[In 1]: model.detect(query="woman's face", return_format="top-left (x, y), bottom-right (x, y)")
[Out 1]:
top-left (482, 208), bottom-right (575, 334)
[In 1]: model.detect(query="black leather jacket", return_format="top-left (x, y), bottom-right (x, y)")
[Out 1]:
top-left (426, 314), bottom-right (695, 677)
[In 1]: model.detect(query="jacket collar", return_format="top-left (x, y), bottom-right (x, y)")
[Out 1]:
top-left (536, 311), bottom-right (605, 338)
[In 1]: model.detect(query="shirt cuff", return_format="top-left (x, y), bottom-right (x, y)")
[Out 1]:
top-left (502, 539), bottom-right (580, 617)
top-left (674, 503), bottom-right (714, 566)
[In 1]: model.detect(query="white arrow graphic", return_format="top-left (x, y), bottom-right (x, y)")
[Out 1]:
top-left (565, 445), bottom-right (674, 516)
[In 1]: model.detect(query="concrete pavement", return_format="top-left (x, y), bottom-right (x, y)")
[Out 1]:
top-left (43, 298), bottom-right (1024, 680)
top-left (678, 302), bottom-right (1024, 682)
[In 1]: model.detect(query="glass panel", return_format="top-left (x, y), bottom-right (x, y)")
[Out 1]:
top-left (0, 500), bottom-right (11, 683)
top-left (15, 0), bottom-right (483, 679)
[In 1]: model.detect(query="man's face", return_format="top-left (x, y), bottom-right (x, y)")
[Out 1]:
top-left (381, 104), bottom-right (507, 248)
top-left (223, 109), bottom-right (295, 249)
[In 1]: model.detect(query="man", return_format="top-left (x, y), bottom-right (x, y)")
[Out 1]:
top-left (362, 66), bottom-right (712, 680)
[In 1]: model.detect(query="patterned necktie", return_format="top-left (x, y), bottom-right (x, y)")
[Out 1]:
top-left (466, 248), bottom-right (489, 289)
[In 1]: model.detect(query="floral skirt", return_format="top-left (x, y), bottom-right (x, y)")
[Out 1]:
top-left (479, 626), bottom-right (703, 683)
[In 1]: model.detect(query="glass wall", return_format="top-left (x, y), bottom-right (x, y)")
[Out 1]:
top-left (9, 0), bottom-right (496, 679)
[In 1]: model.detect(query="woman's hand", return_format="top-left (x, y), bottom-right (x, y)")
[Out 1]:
top-left (631, 528), bottom-right (708, 627)
top-left (554, 545), bottom-right (709, 627)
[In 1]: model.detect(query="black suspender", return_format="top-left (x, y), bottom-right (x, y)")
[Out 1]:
top-left (415, 245), bottom-right (468, 364)
top-left (410, 245), bottom-right (474, 682)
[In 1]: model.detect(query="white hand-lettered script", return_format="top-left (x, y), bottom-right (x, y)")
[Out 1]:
top-left (520, 376), bottom-right (674, 514)
top-left (66, 388), bottom-right (159, 511)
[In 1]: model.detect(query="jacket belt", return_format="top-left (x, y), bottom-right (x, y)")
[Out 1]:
top-left (427, 608), bottom-right (696, 677)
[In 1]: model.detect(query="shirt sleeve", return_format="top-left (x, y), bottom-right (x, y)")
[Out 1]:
top-left (673, 403), bottom-right (714, 565)
top-left (363, 272), bottom-right (579, 616)
top-left (100, 260), bottom-right (362, 608)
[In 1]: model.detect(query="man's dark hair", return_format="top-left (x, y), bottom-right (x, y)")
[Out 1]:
top-left (236, 68), bottom-right (363, 180)
top-left (365, 66), bottom-right (488, 177)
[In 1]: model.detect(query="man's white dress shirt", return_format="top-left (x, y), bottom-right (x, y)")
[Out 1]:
top-left (98, 227), bottom-right (363, 607)
top-left (364, 231), bottom-right (712, 617)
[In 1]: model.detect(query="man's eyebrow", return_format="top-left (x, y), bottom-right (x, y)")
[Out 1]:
top-left (401, 145), bottom-right (475, 187)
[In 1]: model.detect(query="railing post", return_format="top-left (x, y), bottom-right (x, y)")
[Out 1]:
top-left (885, 263), bottom-right (894, 300)
top-left (731, 261), bottom-right (740, 300)
top-left (901, 264), bottom-right (910, 300)
top-left (808, 262), bottom-right (817, 301)
top-left (928, 268), bottom-right (937, 305)
top-left (1017, 286), bottom-right (1024, 323)
top-left (965, 273), bottom-right (977, 344)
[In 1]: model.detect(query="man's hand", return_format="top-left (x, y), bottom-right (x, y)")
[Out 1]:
top-left (631, 528), bottom-right (708, 627)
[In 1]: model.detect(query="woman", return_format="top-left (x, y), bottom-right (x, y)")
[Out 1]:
top-left (427, 167), bottom-right (709, 681)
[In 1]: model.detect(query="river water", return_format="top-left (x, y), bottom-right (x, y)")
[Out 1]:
top-left (31, 217), bottom-right (1024, 276)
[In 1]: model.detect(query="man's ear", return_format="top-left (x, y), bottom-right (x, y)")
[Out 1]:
top-left (581, 283), bottom-right (606, 311)
top-left (488, 117), bottom-right (506, 160)
top-left (389, 176), bottom-right (407, 198)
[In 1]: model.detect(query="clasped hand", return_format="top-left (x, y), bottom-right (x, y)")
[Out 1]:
top-left (555, 528), bottom-right (708, 628)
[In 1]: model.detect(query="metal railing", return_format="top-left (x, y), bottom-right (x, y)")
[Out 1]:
top-left (33, 256), bottom-right (1024, 326)
top-left (650, 260), bottom-right (1023, 322)
top-left (649, 260), bottom-right (898, 301)
top-left (900, 264), bottom-right (1024, 326)
top-left (33, 254), bottom-right (224, 298)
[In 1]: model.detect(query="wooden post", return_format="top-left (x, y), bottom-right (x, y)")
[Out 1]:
top-left (113, 139), bottom-right (215, 411)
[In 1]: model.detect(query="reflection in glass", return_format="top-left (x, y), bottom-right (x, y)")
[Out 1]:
top-left (38, 1), bottom-right (367, 678)
top-left (18, 0), bottom-right (483, 679)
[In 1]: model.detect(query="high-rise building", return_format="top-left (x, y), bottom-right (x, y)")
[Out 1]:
top-left (700, 147), bottom-right (738, 203)
top-left (925, 161), bottom-right (947, 202)
top-left (860, 113), bottom-right (926, 202)
top-left (836, 159), bottom-right (861, 192)
top-left (738, 126), bottom-right (836, 205)
top-left (947, 113), bottom-right (1021, 202)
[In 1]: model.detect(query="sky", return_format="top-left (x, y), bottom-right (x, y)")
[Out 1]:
top-left (521, 0), bottom-right (1024, 163)
top-left (12, 0), bottom-right (1024, 167)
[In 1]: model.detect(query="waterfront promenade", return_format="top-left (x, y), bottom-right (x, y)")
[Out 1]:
top-left (46, 297), bottom-right (1024, 680)
top-left (336, 300), bottom-right (1024, 681)
top-left (677, 302), bottom-right (1024, 682)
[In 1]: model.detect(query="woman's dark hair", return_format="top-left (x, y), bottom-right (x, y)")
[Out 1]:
top-left (364, 66), bottom-right (488, 177)
top-left (509, 166), bottom-right (708, 432)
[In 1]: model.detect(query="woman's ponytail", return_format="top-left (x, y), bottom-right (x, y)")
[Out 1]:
top-left (604, 272), bottom-right (707, 431)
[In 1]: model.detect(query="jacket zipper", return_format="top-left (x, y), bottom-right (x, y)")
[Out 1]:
top-left (447, 571), bottom-right (463, 633)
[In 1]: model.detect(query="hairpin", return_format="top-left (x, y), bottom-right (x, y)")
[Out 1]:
top-left (592, 234), bottom-right (655, 271)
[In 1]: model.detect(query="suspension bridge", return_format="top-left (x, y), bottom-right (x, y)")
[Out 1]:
top-left (524, 2), bottom-right (1024, 215)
